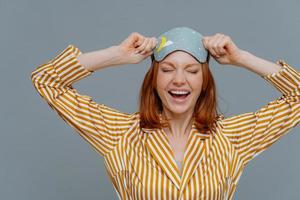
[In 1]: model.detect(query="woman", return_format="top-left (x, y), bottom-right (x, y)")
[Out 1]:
top-left (31, 26), bottom-right (300, 200)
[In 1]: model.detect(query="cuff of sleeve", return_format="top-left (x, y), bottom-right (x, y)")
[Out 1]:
top-left (51, 44), bottom-right (94, 87)
top-left (260, 59), bottom-right (300, 95)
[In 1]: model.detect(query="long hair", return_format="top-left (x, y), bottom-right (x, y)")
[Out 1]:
top-left (138, 53), bottom-right (223, 135)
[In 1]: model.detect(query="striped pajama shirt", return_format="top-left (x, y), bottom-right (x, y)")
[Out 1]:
top-left (31, 44), bottom-right (300, 200)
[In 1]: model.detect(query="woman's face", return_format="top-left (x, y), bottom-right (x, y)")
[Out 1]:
top-left (156, 50), bottom-right (203, 117)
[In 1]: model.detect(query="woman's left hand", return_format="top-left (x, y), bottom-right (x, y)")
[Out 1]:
top-left (202, 33), bottom-right (244, 65)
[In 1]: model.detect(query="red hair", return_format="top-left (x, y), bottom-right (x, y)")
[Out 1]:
top-left (138, 53), bottom-right (223, 135)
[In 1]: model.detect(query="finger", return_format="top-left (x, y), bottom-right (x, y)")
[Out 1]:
top-left (139, 38), bottom-right (151, 54)
top-left (145, 37), bottom-right (157, 53)
top-left (137, 49), bottom-right (153, 61)
top-left (216, 38), bottom-right (228, 55)
top-left (212, 34), bottom-right (224, 57)
top-left (206, 37), bottom-right (219, 57)
top-left (202, 36), bottom-right (210, 49)
top-left (224, 35), bottom-right (237, 53)
top-left (136, 37), bottom-right (149, 53)
top-left (141, 38), bottom-right (152, 54)
top-left (134, 35), bottom-right (145, 49)
top-left (151, 37), bottom-right (158, 49)
top-left (212, 34), bottom-right (226, 56)
top-left (142, 38), bottom-right (155, 55)
top-left (144, 50), bottom-right (153, 57)
top-left (130, 32), bottom-right (143, 46)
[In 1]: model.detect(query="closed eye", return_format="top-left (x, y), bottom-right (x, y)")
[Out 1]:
top-left (162, 69), bottom-right (173, 73)
top-left (188, 71), bottom-right (199, 74)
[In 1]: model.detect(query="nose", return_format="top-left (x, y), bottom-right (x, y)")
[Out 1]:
top-left (172, 71), bottom-right (186, 86)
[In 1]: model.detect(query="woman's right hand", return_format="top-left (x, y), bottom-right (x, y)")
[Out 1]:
top-left (117, 32), bottom-right (157, 64)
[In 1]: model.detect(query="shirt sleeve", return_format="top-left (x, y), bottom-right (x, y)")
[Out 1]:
top-left (221, 60), bottom-right (300, 166)
top-left (30, 44), bottom-right (136, 158)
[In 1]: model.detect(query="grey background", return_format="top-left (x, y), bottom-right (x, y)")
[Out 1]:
top-left (1, 0), bottom-right (300, 199)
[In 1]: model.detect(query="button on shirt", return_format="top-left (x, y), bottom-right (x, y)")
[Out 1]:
top-left (31, 45), bottom-right (300, 200)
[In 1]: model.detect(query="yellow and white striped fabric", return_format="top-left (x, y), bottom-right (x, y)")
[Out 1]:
top-left (31, 45), bottom-right (300, 200)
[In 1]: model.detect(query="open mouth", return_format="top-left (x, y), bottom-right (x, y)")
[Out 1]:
top-left (168, 90), bottom-right (191, 100)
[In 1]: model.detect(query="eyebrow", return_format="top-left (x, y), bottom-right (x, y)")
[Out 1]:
top-left (160, 61), bottom-right (201, 68)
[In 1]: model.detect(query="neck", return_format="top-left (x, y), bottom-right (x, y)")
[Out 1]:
top-left (161, 109), bottom-right (194, 138)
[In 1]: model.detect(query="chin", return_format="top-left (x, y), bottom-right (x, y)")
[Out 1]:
top-left (165, 104), bottom-right (193, 115)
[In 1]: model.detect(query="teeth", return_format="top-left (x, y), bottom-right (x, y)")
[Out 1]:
top-left (169, 90), bottom-right (190, 95)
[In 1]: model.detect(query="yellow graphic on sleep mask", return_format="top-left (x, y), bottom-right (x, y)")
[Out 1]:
top-left (155, 36), bottom-right (174, 53)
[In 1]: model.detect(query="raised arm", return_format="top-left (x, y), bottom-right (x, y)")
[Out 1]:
top-left (30, 44), bottom-right (136, 157)
top-left (30, 33), bottom-right (157, 158)
top-left (202, 33), bottom-right (300, 166)
top-left (221, 58), bottom-right (300, 166)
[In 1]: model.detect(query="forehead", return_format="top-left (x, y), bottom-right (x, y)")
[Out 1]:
top-left (159, 50), bottom-right (201, 67)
